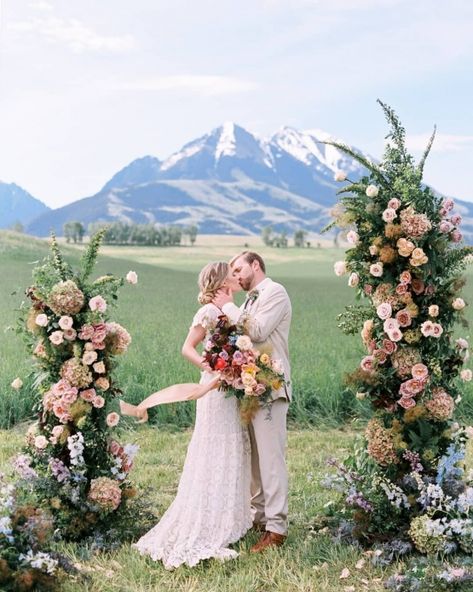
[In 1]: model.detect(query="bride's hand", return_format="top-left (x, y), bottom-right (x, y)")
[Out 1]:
top-left (213, 287), bottom-right (233, 309)
top-left (200, 358), bottom-right (212, 373)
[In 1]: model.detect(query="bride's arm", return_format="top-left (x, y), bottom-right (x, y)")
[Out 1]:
top-left (181, 325), bottom-right (208, 370)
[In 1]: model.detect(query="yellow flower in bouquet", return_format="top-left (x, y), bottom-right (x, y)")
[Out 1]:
top-left (259, 353), bottom-right (271, 366)
top-left (241, 363), bottom-right (258, 377)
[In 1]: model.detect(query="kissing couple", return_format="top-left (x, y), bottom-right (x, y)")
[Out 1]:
top-left (124, 251), bottom-right (292, 569)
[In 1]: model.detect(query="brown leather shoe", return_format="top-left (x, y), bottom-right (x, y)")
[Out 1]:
top-left (250, 531), bottom-right (286, 553)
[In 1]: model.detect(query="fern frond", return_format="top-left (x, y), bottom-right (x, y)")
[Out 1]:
top-left (323, 140), bottom-right (386, 183)
top-left (377, 99), bottom-right (406, 152)
top-left (80, 229), bottom-right (106, 282)
top-left (321, 220), bottom-right (337, 234)
top-left (50, 232), bottom-right (70, 280)
top-left (417, 125), bottom-right (436, 177)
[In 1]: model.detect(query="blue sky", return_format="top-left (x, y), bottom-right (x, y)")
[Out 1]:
top-left (0, 0), bottom-right (472, 208)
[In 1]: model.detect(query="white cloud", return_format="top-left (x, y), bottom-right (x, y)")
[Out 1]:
top-left (407, 133), bottom-right (473, 153)
top-left (29, 1), bottom-right (53, 11)
top-left (112, 75), bottom-right (257, 97)
top-left (8, 16), bottom-right (135, 53)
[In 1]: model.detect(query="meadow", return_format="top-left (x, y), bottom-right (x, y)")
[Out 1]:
top-left (2, 230), bottom-right (473, 429)
top-left (2, 230), bottom-right (473, 590)
top-left (0, 424), bottom-right (410, 591)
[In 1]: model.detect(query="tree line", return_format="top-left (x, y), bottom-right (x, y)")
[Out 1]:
top-left (261, 226), bottom-right (314, 248)
top-left (62, 221), bottom-right (198, 246)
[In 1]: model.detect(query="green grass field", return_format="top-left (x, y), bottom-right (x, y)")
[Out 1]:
top-left (0, 424), bottom-right (397, 591)
top-left (2, 229), bottom-right (473, 428)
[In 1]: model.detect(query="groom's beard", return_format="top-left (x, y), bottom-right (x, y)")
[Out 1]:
top-left (239, 274), bottom-right (254, 291)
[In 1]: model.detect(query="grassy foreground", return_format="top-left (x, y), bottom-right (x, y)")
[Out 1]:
top-left (0, 424), bottom-right (396, 592)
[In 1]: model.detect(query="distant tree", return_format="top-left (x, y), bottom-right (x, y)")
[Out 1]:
top-left (261, 226), bottom-right (274, 246)
top-left (63, 221), bottom-right (85, 243)
top-left (294, 229), bottom-right (307, 248)
top-left (273, 232), bottom-right (288, 248)
top-left (187, 225), bottom-right (198, 246)
top-left (10, 221), bottom-right (24, 233)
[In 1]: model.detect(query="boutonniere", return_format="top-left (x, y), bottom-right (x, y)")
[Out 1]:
top-left (247, 289), bottom-right (259, 305)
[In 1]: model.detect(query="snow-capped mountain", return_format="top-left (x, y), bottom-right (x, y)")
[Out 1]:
top-left (0, 182), bottom-right (50, 229)
top-left (23, 122), bottom-right (473, 238)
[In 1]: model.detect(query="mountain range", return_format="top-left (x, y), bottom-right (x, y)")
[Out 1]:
top-left (1, 122), bottom-right (472, 238)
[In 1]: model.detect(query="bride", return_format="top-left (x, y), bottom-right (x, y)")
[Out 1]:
top-left (133, 261), bottom-right (252, 569)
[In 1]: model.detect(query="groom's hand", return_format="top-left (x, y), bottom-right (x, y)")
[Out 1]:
top-left (213, 288), bottom-right (233, 309)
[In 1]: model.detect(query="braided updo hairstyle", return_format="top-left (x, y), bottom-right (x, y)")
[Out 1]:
top-left (197, 262), bottom-right (229, 305)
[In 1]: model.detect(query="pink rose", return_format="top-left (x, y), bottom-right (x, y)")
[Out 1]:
top-left (428, 305), bottom-right (439, 317)
top-left (387, 328), bottom-right (403, 342)
top-left (89, 295), bottom-right (107, 313)
top-left (63, 328), bottom-right (77, 341)
top-left (376, 302), bottom-right (392, 320)
top-left (439, 220), bottom-right (453, 233)
top-left (420, 321), bottom-right (434, 337)
top-left (398, 397), bottom-right (416, 409)
top-left (93, 361), bottom-right (106, 374)
top-left (451, 214), bottom-right (462, 226)
top-left (346, 230), bottom-right (359, 245)
top-left (83, 351), bottom-right (98, 365)
top-left (79, 325), bottom-right (95, 340)
top-left (431, 323), bottom-right (443, 338)
top-left (49, 330), bottom-right (64, 346)
top-left (388, 198), bottom-right (401, 210)
top-left (106, 412), bottom-right (120, 427)
top-left (95, 377), bottom-right (110, 391)
top-left (442, 198), bottom-right (455, 212)
top-left (382, 339), bottom-right (397, 354)
top-left (93, 395), bottom-right (105, 408)
top-left (80, 388), bottom-right (96, 402)
top-left (369, 262), bottom-right (383, 277)
top-left (383, 318), bottom-right (400, 333)
top-left (399, 271), bottom-right (411, 284)
top-left (452, 230), bottom-right (462, 243)
top-left (364, 284), bottom-right (373, 295)
top-left (34, 435), bottom-right (48, 450)
top-left (360, 355), bottom-right (376, 373)
top-left (411, 363), bottom-right (429, 381)
top-left (109, 440), bottom-right (121, 456)
top-left (395, 283), bottom-right (408, 295)
top-left (255, 383), bottom-right (267, 396)
top-left (334, 261), bottom-right (347, 276)
top-left (58, 316), bottom-right (73, 330)
top-left (460, 369), bottom-right (472, 382)
top-left (62, 390), bottom-right (78, 405)
top-left (126, 271), bottom-right (138, 284)
top-left (348, 272), bottom-right (359, 288)
top-left (35, 313), bottom-right (49, 327)
top-left (396, 309), bottom-right (412, 328)
top-left (456, 338), bottom-right (469, 350)
top-left (452, 298), bottom-right (466, 311)
top-left (92, 323), bottom-right (107, 342)
top-left (382, 208), bottom-right (397, 223)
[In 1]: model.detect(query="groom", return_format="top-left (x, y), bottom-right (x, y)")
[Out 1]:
top-left (213, 251), bottom-right (292, 552)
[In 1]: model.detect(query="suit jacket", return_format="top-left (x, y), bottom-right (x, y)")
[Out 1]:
top-left (222, 277), bottom-right (292, 401)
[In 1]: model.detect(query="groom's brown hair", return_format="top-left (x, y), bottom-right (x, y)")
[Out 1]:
top-left (230, 251), bottom-right (266, 273)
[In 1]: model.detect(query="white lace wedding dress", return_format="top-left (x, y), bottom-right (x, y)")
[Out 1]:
top-left (134, 303), bottom-right (252, 569)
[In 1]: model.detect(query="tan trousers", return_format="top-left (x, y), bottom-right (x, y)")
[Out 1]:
top-left (248, 398), bottom-right (289, 535)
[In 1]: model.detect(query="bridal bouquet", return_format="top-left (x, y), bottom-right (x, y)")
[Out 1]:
top-left (202, 314), bottom-right (285, 422)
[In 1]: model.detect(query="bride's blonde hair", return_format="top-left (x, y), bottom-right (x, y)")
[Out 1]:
top-left (198, 262), bottom-right (229, 305)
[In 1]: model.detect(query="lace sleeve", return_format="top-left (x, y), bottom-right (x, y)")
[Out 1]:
top-left (190, 304), bottom-right (219, 331)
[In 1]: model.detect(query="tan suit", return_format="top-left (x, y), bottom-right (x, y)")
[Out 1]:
top-left (222, 277), bottom-right (291, 535)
